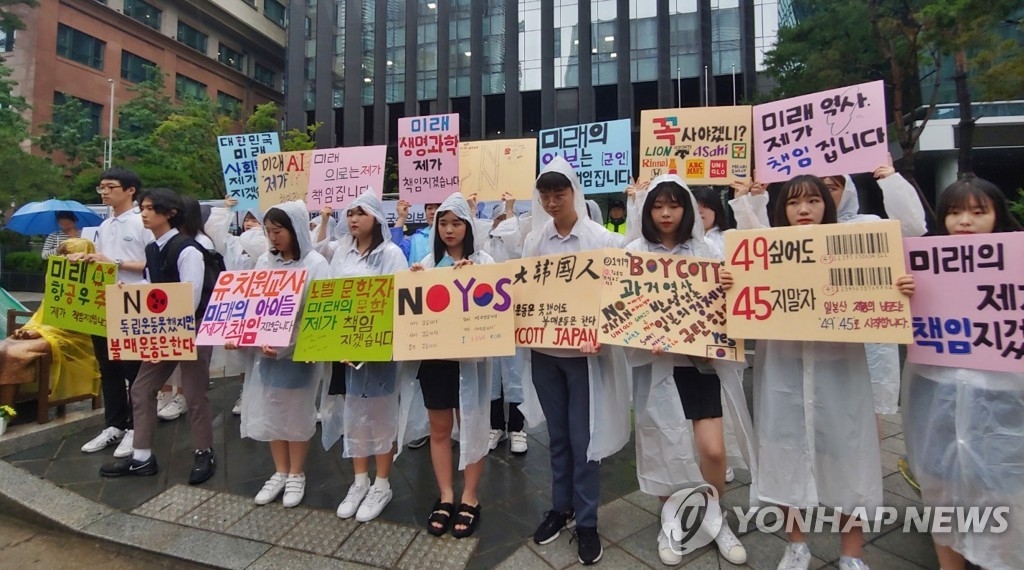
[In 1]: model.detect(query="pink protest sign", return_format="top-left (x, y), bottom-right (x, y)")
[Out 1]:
top-left (753, 80), bottom-right (887, 183)
top-left (904, 234), bottom-right (1024, 373)
top-left (398, 113), bottom-right (460, 204)
top-left (196, 268), bottom-right (308, 348)
top-left (307, 145), bottom-right (387, 211)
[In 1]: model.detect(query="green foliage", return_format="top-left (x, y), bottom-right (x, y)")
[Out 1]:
top-left (0, 229), bottom-right (29, 252)
top-left (149, 98), bottom-right (231, 199)
top-left (36, 97), bottom-right (104, 173)
top-left (245, 102), bottom-right (278, 134)
top-left (0, 0), bottom-right (37, 32)
top-left (1009, 188), bottom-right (1024, 225)
top-left (282, 123), bottom-right (320, 152)
top-left (244, 101), bottom-right (321, 152)
top-left (3, 251), bottom-right (44, 272)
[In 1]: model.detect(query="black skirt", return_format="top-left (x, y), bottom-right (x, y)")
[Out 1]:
top-left (417, 359), bottom-right (461, 410)
top-left (672, 365), bottom-right (723, 420)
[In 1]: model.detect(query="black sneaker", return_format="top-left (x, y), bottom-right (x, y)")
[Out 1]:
top-left (189, 449), bottom-right (215, 485)
top-left (573, 526), bottom-right (603, 565)
top-left (99, 456), bottom-right (158, 477)
top-left (533, 509), bottom-right (574, 545)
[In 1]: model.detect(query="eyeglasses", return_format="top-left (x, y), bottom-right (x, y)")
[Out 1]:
top-left (95, 184), bottom-right (122, 194)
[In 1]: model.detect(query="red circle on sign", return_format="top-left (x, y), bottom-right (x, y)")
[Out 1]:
top-left (147, 289), bottom-right (168, 314)
top-left (426, 284), bottom-right (450, 312)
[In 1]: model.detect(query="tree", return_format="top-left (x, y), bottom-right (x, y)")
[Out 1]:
top-left (36, 97), bottom-right (104, 173)
top-left (113, 66), bottom-right (174, 161)
top-left (244, 101), bottom-right (321, 151)
top-left (149, 98), bottom-right (232, 198)
top-left (0, 0), bottom-right (36, 35)
top-left (0, 57), bottom-right (64, 206)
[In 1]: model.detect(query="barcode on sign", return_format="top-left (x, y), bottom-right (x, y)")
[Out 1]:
top-left (826, 233), bottom-right (889, 255)
top-left (828, 267), bottom-right (893, 288)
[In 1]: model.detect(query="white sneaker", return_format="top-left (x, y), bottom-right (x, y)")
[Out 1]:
top-left (156, 391), bottom-right (172, 412)
top-left (777, 541), bottom-right (812, 570)
top-left (254, 473), bottom-right (286, 505)
top-left (355, 486), bottom-right (393, 522)
top-left (838, 556), bottom-right (870, 570)
top-left (113, 429), bottom-right (135, 458)
top-left (231, 398), bottom-right (242, 416)
top-left (282, 474), bottom-right (306, 508)
top-left (80, 427), bottom-right (124, 453)
top-left (714, 520), bottom-right (747, 564)
top-left (725, 467), bottom-right (735, 483)
top-left (157, 393), bottom-right (187, 421)
top-left (336, 482), bottom-right (369, 519)
top-left (657, 528), bottom-right (682, 566)
top-left (488, 429), bottom-right (507, 451)
top-left (509, 431), bottom-right (528, 454)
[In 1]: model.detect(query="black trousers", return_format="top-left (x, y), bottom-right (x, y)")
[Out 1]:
top-left (91, 335), bottom-right (142, 430)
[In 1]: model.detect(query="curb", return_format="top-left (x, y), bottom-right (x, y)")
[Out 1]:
top-left (0, 408), bottom-right (105, 458)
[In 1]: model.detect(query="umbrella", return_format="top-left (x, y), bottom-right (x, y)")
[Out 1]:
top-left (5, 199), bottom-right (105, 236)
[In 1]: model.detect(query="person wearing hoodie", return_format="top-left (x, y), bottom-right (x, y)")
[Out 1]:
top-left (392, 199), bottom-right (441, 265)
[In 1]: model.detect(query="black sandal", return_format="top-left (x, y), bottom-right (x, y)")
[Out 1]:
top-left (427, 499), bottom-right (454, 536)
top-left (451, 503), bottom-right (481, 539)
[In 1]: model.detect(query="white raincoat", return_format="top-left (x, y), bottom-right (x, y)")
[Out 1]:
top-left (238, 200), bottom-right (331, 442)
top-left (481, 203), bottom-right (527, 407)
top-left (316, 191), bottom-right (409, 458)
top-left (625, 175), bottom-right (757, 497)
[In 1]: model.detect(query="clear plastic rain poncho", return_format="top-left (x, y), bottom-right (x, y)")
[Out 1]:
top-left (238, 200), bottom-right (331, 442)
top-left (518, 156), bottom-right (632, 462)
top-left (624, 174), bottom-right (757, 497)
top-left (316, 190), bottom-right (410, 458)
top-left (393, 192), bottom-right (494, 470)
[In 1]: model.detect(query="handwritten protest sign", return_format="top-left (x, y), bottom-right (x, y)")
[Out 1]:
top-left (307, 146), bottom-right (387, 211)
top-left (723, 220), bottom-right (912, 343)
top-left (511, 251), bottom-right (602, 349)
top-left (599, 250), bottom-right (742, 361)
top-left (41, 256), bottom-right (116, 336)
top-left (398, 114), bottom-right (460, 204)
top-left (197, 268), bottom-right (308, 347)
top-left (258, 150), bottom-right (312, 212)
top-left (904, 234), bottom-right (1023, 372)
top-left (294, 277), bottom-right (394, 362)
top-left (393, 264), bottom-right (515, 360)
top-left (218, 132), bottom-right (281, 213)
top-left (106, 283), bottom-right (196, 361)
top-left (459, 139), bottom-right (537, 201)
top-left (753, 80), bottom-right (887, 183)
top-left (539, 119), bottom-right (631, 194)
top-left (639, 107), bottom-right (752, 184)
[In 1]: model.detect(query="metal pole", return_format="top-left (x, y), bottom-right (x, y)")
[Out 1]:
top-left (731, 64), bottom-right (736, 105)
top-left (676, 66), bottom-right (681, 108)
top-left (703, 65), bottom-right (709, 106)
top-left (106, 79), bottom-right (115, 169)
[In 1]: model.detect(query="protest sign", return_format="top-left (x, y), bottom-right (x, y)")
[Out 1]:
top-left (599, 250), bottom-right (742, 361)
top-left (258, 150), bottom-right (312, 212)
top-left (393, 264), bottom-right (515, 360)
top-left (638, 107), bottom-right (752, 185)
top-left (723, 220), bottom-right (912, 343)
top-left (753, 80), bottom-right (887, 183)
top-left (904, 234), bottom-right (1023, 372)
top-left (218, 132), bottom-right (281, 213)
top-left (307, 145), bottom-right (387, 211)
top-left (538, 119), bottom-right (631, 194)
top-left (294, 276), bottom-right (395, 362)
top-left (197, 268), bottom-right (308, 347)
top-left (105, 283), bottom-right (196, 361)
top-left (41, 256), bottom-right (116, 336)
top-left (398, 114), bottom-right (460, 204)
top-left (511, 251), bottom-right (602, 349)
top-left (459, 139), bottom-right (537, 201)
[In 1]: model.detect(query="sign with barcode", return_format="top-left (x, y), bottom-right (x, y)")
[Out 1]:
top-left (723, 220), bottom-right (912, 343)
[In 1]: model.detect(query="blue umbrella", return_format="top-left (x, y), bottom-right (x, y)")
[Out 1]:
top-left (5, 199), bottom-right (105, 235)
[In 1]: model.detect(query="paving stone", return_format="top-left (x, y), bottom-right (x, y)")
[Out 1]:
top-left (224, 502), bottom-right (310, 543)
top-left (739, 529), bottom-right (827, 570)
top-left (860, 543), bottom-right (928, 569)
top-left (565, 545), bottom-right (652, 569)
top-left (595, 498), bottom-right (658, 542)
top-left (872, 524), bottom-right (940, 568)
top-left (396, 532), bottom-right (478, 569)
top-left (879, 420), bottom-right (903, 439)
top-left (248, 546), bottom-right (374, 570)
top-left (882, 472), bottom-right (921, 502)
top-left (621, 489), bottom-right (663, 516)
top-left (132, 484), bottom-right (216, 523)
top-left (880, 449), bottom-right (902, 477)
top-left (527, 529), bottom-right (579, 570)
top-left (0, 460), bottom-right (113, 531)
top-left (277, 509), bottom-right (358, 556)
top-left (492, 545), bottom-right (549, 570)
top-left (177, 492), bottom-right (255, 533)
top-left (881, 436), bottom-right (907, 456)
top-left (334, 520), bottom-right (418, 568)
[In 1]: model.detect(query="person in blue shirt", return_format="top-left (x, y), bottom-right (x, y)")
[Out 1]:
top-left (390, 199), bottom-right (440, 266)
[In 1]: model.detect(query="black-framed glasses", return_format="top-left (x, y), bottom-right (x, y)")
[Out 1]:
top-left (96, 185), bottom-right (123, 194)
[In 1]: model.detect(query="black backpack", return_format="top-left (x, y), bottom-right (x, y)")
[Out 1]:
top-left (156, 233), bottom-right (226, 320)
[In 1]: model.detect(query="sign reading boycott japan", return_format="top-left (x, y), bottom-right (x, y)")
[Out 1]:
top-left (459, 138), bottom-right (537, 201)
top-left (538, 119), bottom-right (631, 194)
top-left (753, 80), bottom-right (887, 183)
top-left (218, 132), bottom-right (280, 213)
top-left (512, 251), bottom-right (602, 349)
top-left (41, 256), bottom-right (116, 336)
top-left (638, 107), bottom-right (752, 185)
top-left (106, 283), bottom-right (196, 361)
top-left (599, 250), bottom-right (742, 361)
top-left (258, 150), bottom-right (312, 212)
top-left (723, 220), bottom-right (912, 343)
top-left (307, 145), bottom-right (387, 211)
top-left (294, 276), bottom-right (395, 362)
top-left (904, 234), bottom-right (1024, 372)
top-left (197, 268), bottom-right (308, 347)
top-left (398, 113), bottom-right (460, 204)
top-left (393, 264), bottom-right (515, 361)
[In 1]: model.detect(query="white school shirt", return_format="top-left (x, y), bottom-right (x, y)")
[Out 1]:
top-left (533, 218), bottom-right (588, 359)
top-left (144, 228), bottom-right (205, 313)
top-left (95, 208), bottom-right (153, 284)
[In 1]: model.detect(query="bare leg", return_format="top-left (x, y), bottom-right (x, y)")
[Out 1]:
top-left (785, 507), bottom-right (806, 544)
top-left (375, 442), bottom-right (395, 479)
top-left (838, 513), bottom-right (864, 558)
top-left (287, 440), bottom-right (310, 475)
top-left (353, 455), bottom-right (369, 477)
top-left (692, 417), bottom-right (727, 496)
top-left (428, 409), bottom-right (456, 503)
top-left (269, 440), bottom-right (290, 474)
top-left (934, 543), bottom-right (966, 570)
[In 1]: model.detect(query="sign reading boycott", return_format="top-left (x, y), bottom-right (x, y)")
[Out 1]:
top-left (753, 80), bottom-right (887, 183)
top-left (106, 283), bottom-right (196, 361)
top-left (41, 256), bottom-right (117, 336)
top-left (258, 150), bottom-right (312, 212)
top-left (294, 276), bottom-right (395, 362)
top-left (197, 268), bottom-right (308, 347)
top-left (218, 132), bottom-right (280, 213)
top-left (539, 119), bottom-right (631, 194)
top-left (599, 250), bottom-right (742, 361)
top-left (393, 264), bottom-right (515, 361)
top-left (398, 113), bottom-right (460, 204)
top-left (639, 107), bottom-right (752, 184)
top-left (511, 251), bottom-right (603, 349)
top-left (307, 145), bottom-right (387, 211)
top-left (459, 138), bottom-right (537, 201)
top-left (723, 220), bottom-right (912, 343)
top-left (904, 234), bottom-right (1024, 372)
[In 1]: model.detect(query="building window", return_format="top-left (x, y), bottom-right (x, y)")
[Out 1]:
top-left (218, 44), bottom-right (244, 71)
top-left (177, 21), bottom-right (208, 54)
top-left (53, 92), bottom-right (103, 138)
top-left (241, 0), bottom-right (255, 6)
top-left (254, 63), bottom-right (275, 88)
top-left (175, 74), bottom-right (207, 100)
top-left (264, 0), bottom-right (285, 27)
top-left (120, 51), bottom-right (156, 83)
top-left (123, 0), bottom-right (162, 30)
top-left (56, 24), bottom-right (105, 70)
top-left (217, 91), bottom-right (242, 118)
top-left (0, 27), bottom-right (13, 52)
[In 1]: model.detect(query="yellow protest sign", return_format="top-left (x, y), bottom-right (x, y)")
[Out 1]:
top-left (723, 220), bottom-right (912, 343)
top-left (105, 283), bottom-right (197, 361)
top-left (511, 251), bottom-right (603, 349)
top-left (294, 276), bottom-right (395, 362)
top-left (639, 106), bottom-right (752, 184)
top-left (458, 139), bottom-right (537, 201)
top-left (41, 256), bottom-right (116, 336)
top-left (258, 150), bottom-right (312, 212)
